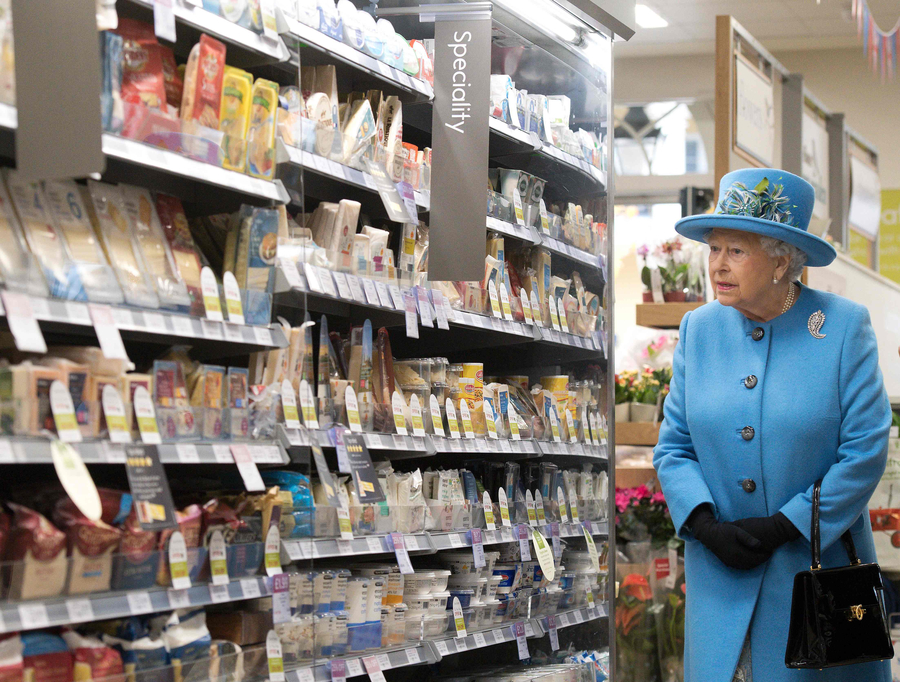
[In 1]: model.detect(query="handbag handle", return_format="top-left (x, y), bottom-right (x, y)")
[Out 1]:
top-left (811, 480), bottom-right (861, 570)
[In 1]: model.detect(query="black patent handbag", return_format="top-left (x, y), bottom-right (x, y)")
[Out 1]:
top-left (785, 480), bottom-right (894, 668)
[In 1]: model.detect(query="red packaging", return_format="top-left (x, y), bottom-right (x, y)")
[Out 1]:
top-left (182, 35), bottom-right (226, 128)
top-left (53, 500), bottom-right (122, 595)
top-left (114, 18), bottom-right (166, 110)
top-left (21, 634), bottom-right (72, 682)
top-left (155, 194), bottom-right (204, 316)
top-left (0, 634), bottom-right (22, 682)
top-left (62, 632), bottom-right (124, 682)
top-left (6, 504), bottom-right (67, 600)
top-left (112, 509), bottom-right (158, 590)
top-left (153, 44), bottom-right (184, 110)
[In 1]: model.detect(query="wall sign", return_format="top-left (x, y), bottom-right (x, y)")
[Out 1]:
top-left (849, 155), bottom-right (881, 240)
top-left (734, 56), bottom-right (775, 166)
top-left (801, 107), bottom-right (829, 221)
top-left (429, 10), bottom-right (491, 281)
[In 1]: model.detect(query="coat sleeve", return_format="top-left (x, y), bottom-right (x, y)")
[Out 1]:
top-left (653, 311), bottom-right (717, 538)
top-left (779, 304), bottom-right (891, 550)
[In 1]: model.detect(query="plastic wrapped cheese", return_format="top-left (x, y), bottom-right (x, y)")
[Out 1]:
top-left (119, 185), bottom-right (191, 310)
top-left (219, 66), bottom-right (253, 173)
top-left (245, 78), bottom-right (279, 180)
top-left (0, 175), bottom-right (47, 296)
top-left (84, 181), bottom-right (160, 309)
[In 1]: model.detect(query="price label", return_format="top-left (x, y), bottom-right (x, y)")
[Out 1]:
top-left (299, 380), bottom-right (318, 429)
top-left (452, 597), bottom-right (467, 638)
top-left (539, 199), bottom-right (551, 234)
top-left (525, 490), bottom-right (537, 526)
top-left (168, 531), bottom-right (191, 590)
top-left (375, 654), bottom-right (390, 671)
top-left (252, 326), bottom-right (273, 346)
top-left (530, 290), bottom-right (543, 327)
top-left (586, 588), bottom-right (596, 611)
top-left (519, 290), bottom-right (534, 325)
top-left (459, 399), bottom-right (475, 438)
top-left (375, 281), bottom-right (393, 308)
top-left (103, 387), bottom-right (132, 443)
top-left (209, 584), bottom-right (230, 603)
top-left (548, 296), bottom-right (561, 331)
top-left (404, 289), bottom-right (419, 339)
top-left (302, 263), bottom-right (323, 293)
top-left (126, 591), bottom-right (153, 614)
top-left (512, 192), bottom-right (525, 225)
top-left (435, 640), bottom-right (449, 656)
top-left (584, 526), bottom-right (600, 571)
top-left (551, 522), bottom-right (561, 559)
top-left (483, 400), bottom-right (498, 439)
top-left (557, 486), bottom-right (569, 523)
top-left (18, 603), bottom-right (49, 629)
top-left (50, 380), bottom-right (82, 442)
top-left (337, 501), bottom-right (353, 540)
top-left (231, 444), bottom-right (265, 492)
top-left (518, 524), bottom-right (532, 561)
top-left (389, 284), bottom-right (405, 310)
top-left (406, 648), bottom-right (420, 664)
top-left (531, 528), bottom-right (555, 581)
top-left (89, 303), bottom-right (129, 361)
top-left (176, 443), bottom-right (200, 463)
top-left (345, 386), bottom-right (362, 432)
top-left (362, 656), bottom-right (386, 682)
top-left (66, 598), bottom-right (94, 624)
top-left (390, 532), bottom-right (413, 574)
top-left (549, 405), bottom-right (562, 443)
top-left (499, 284), bottom-right (513, 320)
top-left (488, 280), bottom-right (502, 318)
top-left (569, 487), bottom-right (580, 523)
top-left (558, 297), bottom-right (570, 334)
top-left (240, 578), bottom-right (262, 599)
top-left (134, 386), bottom-right (161, 444)
top-left (456, 638), bottom-right (468, 651)
top-left (409, 393), bottom-right (426, 437)
top-left (498, 487), bottom-right (511, 527)
top-left (548, 615), bottom-right (560, 651)
top-left (483, 491), bottom-right (496, 530)
top-left (391, 391), bottom-right (408, 435)
top-left (429, 394), bottom-right (445, 437)
top-left (331, 660), bottom-right (347, 682)
top-left (346, 660), bottom-right (363, 678)
top-left (266, 631), bottom-right (285, 682)
top-left (318, 267), bottom-right (337, 298)
top-left (222, 272), bottom-right (244, 325)
top-left (272, 573), bottom-right (291, 624)
top-left (535, 490), bottom-right (546, 523)
top-left (209, 529), bottom-right (229, 585)
top-left (201, 267), bottom-right (224, 321)
top-left (511, 622), bottom-right (529, 660)
top-left (264, 524), bottom-right (282, 576)
top-left (474, 632), bottom-right (487, 648)
top-left (342, 275), bottom-right (363, 303)
top-left (362, 278), bottom-right (380, 306)
top-left (153, 0), bottom-right (176, 42)
top-left (446, 399), bottom-right (461, 438)
top-left (168, 588), bottom-right (191, 608)
top-left (507, 402), bottom-right (521, 441)
top-left (433, 290), bottom-right (449, 329)
top-left (212, 445), bottom-right (233, 463)
top-left (471, 528), bottom-right (485, 568)
top-left (416, 286), bottom-right (433, 327)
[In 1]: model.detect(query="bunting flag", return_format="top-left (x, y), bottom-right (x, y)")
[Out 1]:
top-left (852, 0), bottom-right (900, 79)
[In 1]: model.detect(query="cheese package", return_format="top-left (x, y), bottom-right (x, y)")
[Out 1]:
top-left (153, 360), bottom-right (194, 440)
top-left (155, 194), bottom-right (204, 316)
top-left (180, 34), bottom-right (227, 129)
top-left (245, 78), bottom-right (279, 180)
top-left (340, 99), bottom-right (376, 167)
top-left (191, 364), bottom-right (225, 439)
top-left (39, 358), bottom-right (92, 437)
top-left (84, 181), bottom-right (161, 309)
top-left (234, 206), bottom-right (281, 290)
top-left (100, 30), bottom-right (124, 134)
top-left (219, 66), bottom-right (253, 172)
top-left (227, 366), bottom-right (249, 439)
top-left (154, 43), bottom-right (183, 112)
top-left (120, 373), bottom-right (153, 433)
top-left (0, 175), bottom-right (48, 297)
top-left (119, 185), bottom-right (191, 310)
top-left (331, 199), bottom-right (360, 271)
top-left (114, 18), bottom-right (166, 110)
top-left (4, 170), bottom-right (85, 301)
top-left (43, 179), bottom-right (124, 305)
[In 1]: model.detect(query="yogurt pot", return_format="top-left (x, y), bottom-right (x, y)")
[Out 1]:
top-left (404, 609), bottom-right (427, 641)
top-left (389, 604), bottom-right (407, 646)
top-left (429, 590), bottom-right (450, 610)
top-left (448, 575), bottom-right (487, 603)
top-left (403, 570), bottom-right (435, 596)
top-left (447, 588), bottom-right (475, 609)
top-left (469, 602), bottom-right (489, 630)
top-left (430, 569), bottom-right (452, 592)
top-left (438, 551), bottom-right (479, 575)
top-left (482, 598), bottom-right (503, 624)
top-left (492, 564), bottom-right (519, 590)
top-left (485, 575), bottom-right (503, 601)
top-left (424, 612), bottom-right (447, 639)
top-left (406, 594), bottom-right (432, 612)
top-left (484, 551), bottom-right (500, 575)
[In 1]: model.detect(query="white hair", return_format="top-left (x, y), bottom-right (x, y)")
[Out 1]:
top-left (757, 236), bottom-right (807, 282)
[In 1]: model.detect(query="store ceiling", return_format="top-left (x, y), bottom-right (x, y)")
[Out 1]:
top-left (617, 0), bottom-right (900, 55)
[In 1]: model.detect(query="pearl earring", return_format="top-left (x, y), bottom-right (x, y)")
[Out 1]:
top-left (773, 277), bottom-right (779, 284)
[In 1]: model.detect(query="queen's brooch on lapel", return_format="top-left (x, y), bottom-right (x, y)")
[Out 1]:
top-left (808, 310), bottom-right (826, 339)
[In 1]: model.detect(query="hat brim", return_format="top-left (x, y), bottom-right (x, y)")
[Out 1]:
top-left (675, 214), bottom-right (837, 267)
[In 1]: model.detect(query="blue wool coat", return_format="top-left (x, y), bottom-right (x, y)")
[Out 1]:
top-left (653, 284), bottom-right (892, 682)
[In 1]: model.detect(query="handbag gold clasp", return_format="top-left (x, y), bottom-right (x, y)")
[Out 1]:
top-left (848, 605), bottom-right (866, 621)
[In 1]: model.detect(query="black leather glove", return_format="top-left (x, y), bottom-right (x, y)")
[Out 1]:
top-left (732, 512), bottom-right (801, 553)
top-left (688, 505), bottom-right (772, 570)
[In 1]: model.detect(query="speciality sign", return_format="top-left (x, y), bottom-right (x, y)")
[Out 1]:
top-left (124, 444), bottom-right (177, 530)
top-left (734, 56), bottom-right (775, 166)
top-left (429, 12), bottom-right (491, 281)
top-left (343, 432), bottom-right (386, 504)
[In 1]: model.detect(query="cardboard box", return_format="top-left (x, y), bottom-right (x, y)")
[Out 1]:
top-left (207, 611), bottom-right (273, 646)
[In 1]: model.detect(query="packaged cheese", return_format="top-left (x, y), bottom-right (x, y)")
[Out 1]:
top-left (119, 185), bottom-right (191, 310)
top-left (220, 66), bottom-right (253, 173)
top-left (0, 175), bottom-right (48, 297)
top-left (84, 181), bottom-right (161, 309)
top-left (114, 18), bottom-right (166, 110)
top-left (4, 170), bottom-right (85, 301)
top-left (38, 358), bottom-right (92, 438)
top-left (43, 179), bottom-right (124, 305)
top-left (100, 30), bottom-right (124, 134)
top-left (154, 43), bottom-right (184, 111)
top-left (155, 194), bottom-right (204, 316)
top-left (234, 206), bottom-right (281, 290)
top-left (180, 34), bottom-right (227, 129)
top-left (245, 78), bottom-right (279, 180)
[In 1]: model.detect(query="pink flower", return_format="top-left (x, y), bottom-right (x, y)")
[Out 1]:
top-left (632, 485), bottom-right (650, 500)
top-left (615, 490), bottom-right (631, 513)
top-left (650, 491), bottom-right (666, 505)
top-left (637, 244), bottom-right (649, 258)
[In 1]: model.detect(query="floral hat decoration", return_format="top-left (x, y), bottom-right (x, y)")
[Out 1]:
top-left (674, 167), bottom-right (837, 267)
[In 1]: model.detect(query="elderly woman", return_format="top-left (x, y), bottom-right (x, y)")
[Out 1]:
top-left (653, 168), bottom-right (892, 682)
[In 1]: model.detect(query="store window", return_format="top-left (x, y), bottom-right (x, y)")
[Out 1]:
top-left (614, 102), bottom-right (709, 176)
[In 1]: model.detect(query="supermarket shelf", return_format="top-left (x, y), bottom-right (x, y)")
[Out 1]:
top-left (431, 619), bottom-right (538, 658)
top-left (635, 302), bottom-right (705, 330)
top-left (1, 295), bottom-right (287, 356)
top-left (119, 0), bottom-right (291, 66)
top-left (279, 425), bottom-right (433, 457)
top-left (486, 216), bottom-right (541, 245)
top-left (430, 521), bottom-right (608, 552)
top-left (276, 140), bottom-right (429, 216)
top-left (485, 217), bottom-right (604, 273)
top-left (538, 440), bottom-right (608, 460)
top-left (0, 437), bottom-right (288, 465)
top-left (431, 436), bottom-right (541, 457)
top-left (276, 11), bottom-right (433, 103)
top-left (282, 532), bottom-right (433, 562)
top-left (536, 602), bottom-right (610, 634)
top-left (102, 134), bottom-right (289, 211)
top-left (285, 642), bottom-right (436, 682)
top-left (0, 575), bottom-right (271, 634)
top-left (615, 422), bottom-right (660, 446)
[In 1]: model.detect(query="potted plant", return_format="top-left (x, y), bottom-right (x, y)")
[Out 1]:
top-left (640, 238), bottom-right (692, 303)
top-left (630, 368), bottom-right (661, 423)
top-left (615, 371), bottom-right (636, 422)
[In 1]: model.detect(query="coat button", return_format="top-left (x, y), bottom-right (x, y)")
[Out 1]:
top-left (744, 375), bottom-right (758, 389)
top-left (752, 327), bottom-right (765, 341)
top-left (742, 479), bottom-right (757, 493)
top-left (741, 426), bottom-right (755, 441)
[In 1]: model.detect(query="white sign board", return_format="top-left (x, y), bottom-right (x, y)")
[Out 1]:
top-left (849, 155), bottom-right (881, 240)
top-left (734, 57), bottom-right (775, 166)
top-left (802, 108), bottom-right (829, 221)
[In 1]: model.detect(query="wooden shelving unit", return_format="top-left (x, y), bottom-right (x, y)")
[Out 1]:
top-left (615, 421), bottom-right (661, 446)
top-left (636, 302), bottom-right (705, 329)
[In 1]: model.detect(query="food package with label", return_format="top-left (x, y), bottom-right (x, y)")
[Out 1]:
top-left (38, 357), bottom-right (93, 437)
top-left (340, 98), bottom-right (376, 168)
top-left (4, 170), bottom-right (86, 301)
top-left (180, 34), bottom-right (227, 130)
top-left (21, 632), bottom-right (73, 682)
top-left (153, 359), bottom-right (196, 440)
top-left (119, 185), bottom-right (191, 310)
top-left (219, 66), bottom-right (253, 173)
top-left (114, 19), bottom-right (166, 111)
top-left (61, 631), bottom-right (124, 682)
top-left (156, 44), bottom-right (184, 113)
top-left (155, 194), bottom-right (205, 316)
top-left (83, 181), bottom-right (161, 310)
top-left (234, 205), bottom-right (284, 291)
top-left (0, 174), bottom-right (48, 296)
top-left (53, 495), bottom-right (123, 595)
top-left (245, 78), bottom-right (279, 180)
top-left (100, 30), bottom-right (124, 134)
top-left (6, 503), bottom-right (68, 600)
top-left (0, 363), bottom-right (60, 436)
top-left (43, 179), bottom-right (124, 305)
top-left (189, 364), bottom-right (226, 440)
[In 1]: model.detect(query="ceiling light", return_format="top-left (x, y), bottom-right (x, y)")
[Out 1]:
top-left (493, 0), bottom-right (581, 44)
top-left (635, 4), bottom-right (668, 28)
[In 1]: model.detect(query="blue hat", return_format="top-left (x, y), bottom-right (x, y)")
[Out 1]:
top-left (675, 168), bottom-right (837, 267)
